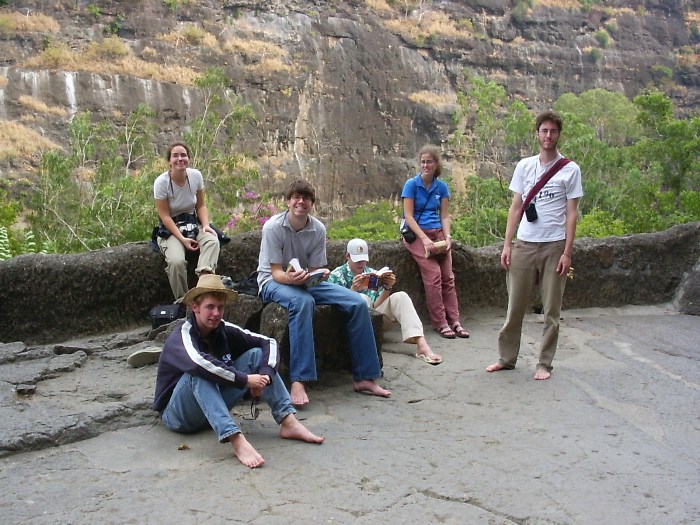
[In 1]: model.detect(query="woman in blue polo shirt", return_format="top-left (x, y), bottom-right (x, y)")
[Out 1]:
top-left (401, 145), bottom-right (469, 339)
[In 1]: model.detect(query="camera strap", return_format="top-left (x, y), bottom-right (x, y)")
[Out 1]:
top-left (520, 157), bottom-right (570, 220)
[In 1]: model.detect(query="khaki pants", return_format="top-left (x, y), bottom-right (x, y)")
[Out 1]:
top-left (372, 291), bottom-right (425, 344)
top-left (497, 239), bottom-right (567, 371)
top-left (157, 229), bottom-right (220, 302)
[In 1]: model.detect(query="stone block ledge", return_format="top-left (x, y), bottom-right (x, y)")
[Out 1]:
top-left (1, 223), bottom-right (698, 345)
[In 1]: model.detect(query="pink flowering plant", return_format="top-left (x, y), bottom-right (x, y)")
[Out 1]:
top-left (225, 190), bottom-right (280, 234)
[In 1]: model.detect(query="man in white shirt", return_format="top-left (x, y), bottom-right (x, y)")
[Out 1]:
top-left (487, 111), bottom-right (584, 380)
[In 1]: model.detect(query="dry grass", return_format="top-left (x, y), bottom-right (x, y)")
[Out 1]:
top-left (224, 36), bottom-right (288, 60)
top-left (364, 0), bottom-right (394, 14)
top-left (0, 120), bottom-right (60, 161)
top-left (24, 41), bottom-right (199, 86)
top-left (224, 36), bottom-right (293, 74)
top-left (84, 36), bottom-right (130, 60)
top-left (385, 11), bottom-right (467, 42)
top-left (159, 24), bottom-right (219, 49)
top-left (535, 0), bottom-right (579, 8)
top-left (1, 11), bottom-right (59, 33)
top-left (244, 57), bottom-right (293, 75)
top-left (408, 90), bottom-right (457, 109)
top-left (18, 95), bottom-right (68, 117)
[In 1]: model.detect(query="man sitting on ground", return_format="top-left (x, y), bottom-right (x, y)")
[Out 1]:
top-left (152, 274), bottom-right (324, 469)
top-left (329, 238), bottom-right (442, 365)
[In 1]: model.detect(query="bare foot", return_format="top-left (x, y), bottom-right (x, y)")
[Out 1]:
top-left (228, 433), bottom-right (265, 468)
top-left (534, 368), bottom-right (551, 380)
top-left (279, 414), bottom-right (325, 444)
top-left (290, 381), bottom-right (310, 406)
top-left (416, 337), bottom-right (441, 363)
top-left (352, 379), bottom-right (391, 398)
top-left (486, 362), bottom-right (506, 372)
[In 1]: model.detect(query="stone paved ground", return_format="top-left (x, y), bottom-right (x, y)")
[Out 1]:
top-left (0, 305), bottom-right (698, 525)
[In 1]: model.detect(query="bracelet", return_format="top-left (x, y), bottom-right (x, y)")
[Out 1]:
top-left (563, 253), bottom-right (572, 257)
top-left (383, 287), bottom-right (393, 292)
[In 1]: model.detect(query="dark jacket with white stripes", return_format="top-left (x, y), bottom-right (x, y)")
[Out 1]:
top-left (152, 314), bottom-right (279, 414)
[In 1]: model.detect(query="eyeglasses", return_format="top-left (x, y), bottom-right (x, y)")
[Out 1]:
top-left (242, 396), bottom-right (260, 420)
top-left (290, 194), bottom-right (313, 202)
top-left (420, 159), bottom-right (435, 165)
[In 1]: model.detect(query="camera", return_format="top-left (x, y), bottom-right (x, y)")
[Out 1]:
top-left (178, 222), bottom-right (199, 240)
top-left (525, 202), bottom-right (538, 222)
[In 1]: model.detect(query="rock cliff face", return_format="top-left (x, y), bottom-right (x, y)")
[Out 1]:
top-left (0, 0), bottom-right (697, 210)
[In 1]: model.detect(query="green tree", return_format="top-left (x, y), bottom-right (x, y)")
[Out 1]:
top-left (185, 67), bottom-right (258, 214)
top-left (554, 88), bottom-right (642, 146)
top-left (452, 74), bottom-right (534, 177)
top-left (633, 91), bottom-right (700, 197)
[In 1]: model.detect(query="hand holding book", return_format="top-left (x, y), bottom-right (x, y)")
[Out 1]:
top-left (365, 267), bottom-right (394, 290)
top-left (287, 258), bottom-right (328, 288)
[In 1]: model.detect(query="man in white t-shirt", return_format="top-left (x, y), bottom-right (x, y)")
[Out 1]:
top-left (487, 111), bottom-right (584, 380)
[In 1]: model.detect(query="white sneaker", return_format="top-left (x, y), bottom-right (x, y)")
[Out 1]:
top-left (127, 346), bottom-right (162, 368)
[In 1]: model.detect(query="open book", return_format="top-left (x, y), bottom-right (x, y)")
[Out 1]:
top-left (425, 240), bottom-right (448, 258)
top-left (366, 267), bottom-right (393, 290)
top-left (287, 258), bottom-right (327, 288)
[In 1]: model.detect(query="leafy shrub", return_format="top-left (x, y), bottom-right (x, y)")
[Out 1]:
top-left (38, 43), bottom-right (73, 68)
top-left (589, 48), bottom-right (602, 64)
top-left (21, 68), bottom-right (258, 254)
top-left (451, 176), bottom-right (511, 247)
top-left (511, 2), bottom-right (530, 24)
top-left (0, 15), bottom-right (17, 38)
top-left (603, 20), bottom-right (618, 34)
top-left (595, 29), bottom-right (611, 48)
top-left (327, 201), bottom-right (402, 242)
top-left (650, 65), bottom-right (673, 86)
top-left (576, 210), bottom-right (627, 238)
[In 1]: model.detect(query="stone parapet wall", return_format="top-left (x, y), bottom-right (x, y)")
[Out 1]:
top-left (1, 223), bottom-right (698, 344)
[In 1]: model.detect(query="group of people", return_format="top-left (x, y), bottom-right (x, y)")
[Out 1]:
top-left (150, 111), bottom-right (582, 468)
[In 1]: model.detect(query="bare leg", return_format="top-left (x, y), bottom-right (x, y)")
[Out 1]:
top-left (279, 414), bottom-right (325, 444)
top-left (486, 362), bottom-right (507, 372)
top-left (352, 380), bottom-right (391, 398)
top-left (290, 381), bottom-right (310, 406)
top-left (534, 368), bottom-right (551, 380)
top-left (228, 433), bottom-right (265, 468)
top-left (416, 336), bottom-right (441, 363)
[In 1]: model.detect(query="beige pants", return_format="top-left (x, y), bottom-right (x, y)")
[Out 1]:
top-left (157, 229), bottom-right (220, 302)
top-left (497, 239), bottom-right (568, 371)
top-left (371, 291), bottom-right (425, 344)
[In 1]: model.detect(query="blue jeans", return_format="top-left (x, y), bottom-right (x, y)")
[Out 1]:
top-left (161, 348), bottom-right (296, 443)
top-left (261, 280), bottom-right (381, 382)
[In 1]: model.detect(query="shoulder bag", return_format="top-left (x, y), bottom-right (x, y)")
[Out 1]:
top-left (520, 157), bottom-right (570, 222)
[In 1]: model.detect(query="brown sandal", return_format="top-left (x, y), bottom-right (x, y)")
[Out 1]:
top-left (435, 324), bottom-right (456, 339)
top-left (452, 323), bottom-right (470, 338)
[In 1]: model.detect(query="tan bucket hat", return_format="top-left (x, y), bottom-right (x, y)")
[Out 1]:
top-left (181, 274), bottom-right (238, 305)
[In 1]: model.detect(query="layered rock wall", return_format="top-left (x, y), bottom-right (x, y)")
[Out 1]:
top-left (0, 0), bottom-right (697, 211)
